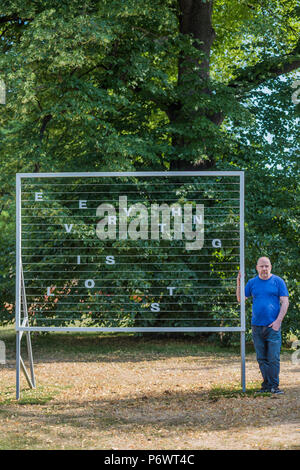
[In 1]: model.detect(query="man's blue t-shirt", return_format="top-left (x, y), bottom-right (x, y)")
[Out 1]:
top-left (245, 274), bottom-right (289, 326)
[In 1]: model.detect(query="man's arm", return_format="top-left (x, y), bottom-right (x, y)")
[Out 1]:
top-left (269, 296), bottom-right (289, 331)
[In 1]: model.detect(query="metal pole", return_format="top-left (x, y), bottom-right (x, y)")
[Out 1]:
top-left (241, 331), bottom-right (246, 392)
top-left (16, 331), bottom-right (21, 400)
top-left (16, 174), bottom-right (21, 330)
top-left (240, 172), bottom-right (246, 391)
top-left (16, 174), bottom-right (21, 400)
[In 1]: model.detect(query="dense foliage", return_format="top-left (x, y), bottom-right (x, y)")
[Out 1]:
top-left (0, 0), bottom-right (299, 343)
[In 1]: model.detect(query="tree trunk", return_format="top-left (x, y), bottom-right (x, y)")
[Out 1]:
top-left (170, 0), bottom-right (217, 170)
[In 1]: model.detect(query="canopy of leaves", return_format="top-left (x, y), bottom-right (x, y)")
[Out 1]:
top-left (0, 0), bottom-right (299, 342)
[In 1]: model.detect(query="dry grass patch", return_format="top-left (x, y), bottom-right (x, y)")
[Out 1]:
top-left (0, 329), bottom-right (299, 450)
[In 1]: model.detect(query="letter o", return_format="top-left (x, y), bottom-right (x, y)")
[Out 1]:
top-left (85, 279), bottom-right (95, 288)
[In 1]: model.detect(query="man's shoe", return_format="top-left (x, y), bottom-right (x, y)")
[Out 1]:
top-left (270, 388), bottom-right (284, 395)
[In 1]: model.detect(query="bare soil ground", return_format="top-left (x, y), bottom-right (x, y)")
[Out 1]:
top-left (0, 331), bottom-right (299, 450)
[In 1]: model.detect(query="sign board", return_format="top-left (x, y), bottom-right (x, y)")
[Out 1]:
top-left (16, 172), bottom-right (245, 333)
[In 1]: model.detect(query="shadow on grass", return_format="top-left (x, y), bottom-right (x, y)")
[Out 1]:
top-left (4, 381), bottom-right (298, 435)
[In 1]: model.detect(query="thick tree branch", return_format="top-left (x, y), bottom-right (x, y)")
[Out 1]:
top-left (229, 40), bottom-right (300, 95)
top-left (39, 114), bottom-right (52, 141)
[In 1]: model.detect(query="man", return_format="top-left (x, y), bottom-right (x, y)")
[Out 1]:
top-left (237, 257), bottom-right (289, 394)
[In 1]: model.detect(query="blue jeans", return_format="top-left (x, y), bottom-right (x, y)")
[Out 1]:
top-left (252, 325), bottom-right (282, 390)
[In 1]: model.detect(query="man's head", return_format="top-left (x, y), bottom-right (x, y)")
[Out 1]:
top-left (256, 257), bottom-right (272, 280)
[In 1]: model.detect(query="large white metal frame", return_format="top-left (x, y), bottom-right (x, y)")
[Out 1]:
top-left (16, 171), bottom-right (246, 399)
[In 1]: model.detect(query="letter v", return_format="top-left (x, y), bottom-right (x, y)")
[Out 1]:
top-left (64, 224), bottom-right (73, 233)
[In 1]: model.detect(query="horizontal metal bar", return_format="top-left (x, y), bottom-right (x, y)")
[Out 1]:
top-left (18, 171), bottom-right (243, 177)
top-left (16, 326), bottom-right (245, 332)
top-left (24, 272), bottom-right (237, 281)
top-left (22, 224), bottom-right (238, 228)
top-left (24, 303), bottom-right (236, 306)
top-left (27, 279), bottom-right (236, 288)
top-left (23, 304), bottom-right (239, 308)
top-left (25, 312), bottom-right (238, 316)
top-left (22, 236), bottom-right (240, 240)
top-left (26, 290), bottom-right (234, 295)
top-left (21, 182), bottom-right (241, 186)
top-left (21, 214), bottom-right (240, 218)
top-left (21, 244), bottom-right (240, 248)
top-left (22, 193), bottom-right (240, 196)
top-left (22, 181), bottom-right (241, 184)
top-left (25, 297), bottom-right (236, 304)
top-left (22, 184), bottom-right (240, 188)
top-left (22, 188), bottom-right (241, 192)
top-left (22, 230), bottom-right (240, 234)
top-left (23, 309), bottom-right (238, 313)
top-left (24, 278), bottom-right (237, 281)
top-left (25, 294), bottom-right (236, 298)
top-left (21, 247), bottom-right (240, 251)
top-left (26, 319), bottom-right (240, 322)
top-left (22, 196), bottom-right (240, 201)
top-left (23, 305), bottom-right (238, 309)
top-left (22, 205), bottom-right (240, 209)
top-left (23, 263), bottom-right (239, 266)
top-left (21, 239), bottom-right (240, 243)
top-left (22, 254), bottom-right (240, 258)
top-left (23, 302), bottom-right (239, 304)
top-left (24, 312), bottom-right (240, 319)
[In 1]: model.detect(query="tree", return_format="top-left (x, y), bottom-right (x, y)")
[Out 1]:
top-left (1, 0), bottom-right (299, 171)
top-left (0, 0), bottom-right (299, 340)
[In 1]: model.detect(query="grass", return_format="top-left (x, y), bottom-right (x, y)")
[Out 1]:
top-left (1, 325), bottom-right (294, 358)
top-left (0, 434), bottom-right (40, 450)
top-left (1, 325), bottom-right (250, 356)
top-left (208, 382), bottom-right (268, 400)
top-left (0, 385), bottom-right (64, 406)
top-left (0, 325), bottom-right (299, 450)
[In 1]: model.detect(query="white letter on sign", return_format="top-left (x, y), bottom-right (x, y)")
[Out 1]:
top-left (167, 287), bottom-right (176, 296)
top-left (35, 192), bottom-right (43, 201)
top-left (151, 303), bottom-right (160, 312)
top-left (47, 287), bottom-right (54, 296)
top-left (79, 200), bottom-right (87, 209)
top-left (64, 224), bottom-right (73, 233)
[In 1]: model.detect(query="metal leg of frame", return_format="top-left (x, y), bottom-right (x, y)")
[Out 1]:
top-left (16, 330), bottom-right (36, 400)
top-left (16, 331), bottom-right (21, 400)
top-left (241, 331), bottom-right (246, 392)
top-left (25, 330), bottom-right (36, 389)
top-left (15, 262), bottom-right (36, 399)
top-left (20, 356), bottom-right (35, 389)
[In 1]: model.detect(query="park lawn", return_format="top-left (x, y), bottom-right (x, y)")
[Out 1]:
top-left (0, 327), bottom-right (299, 450)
